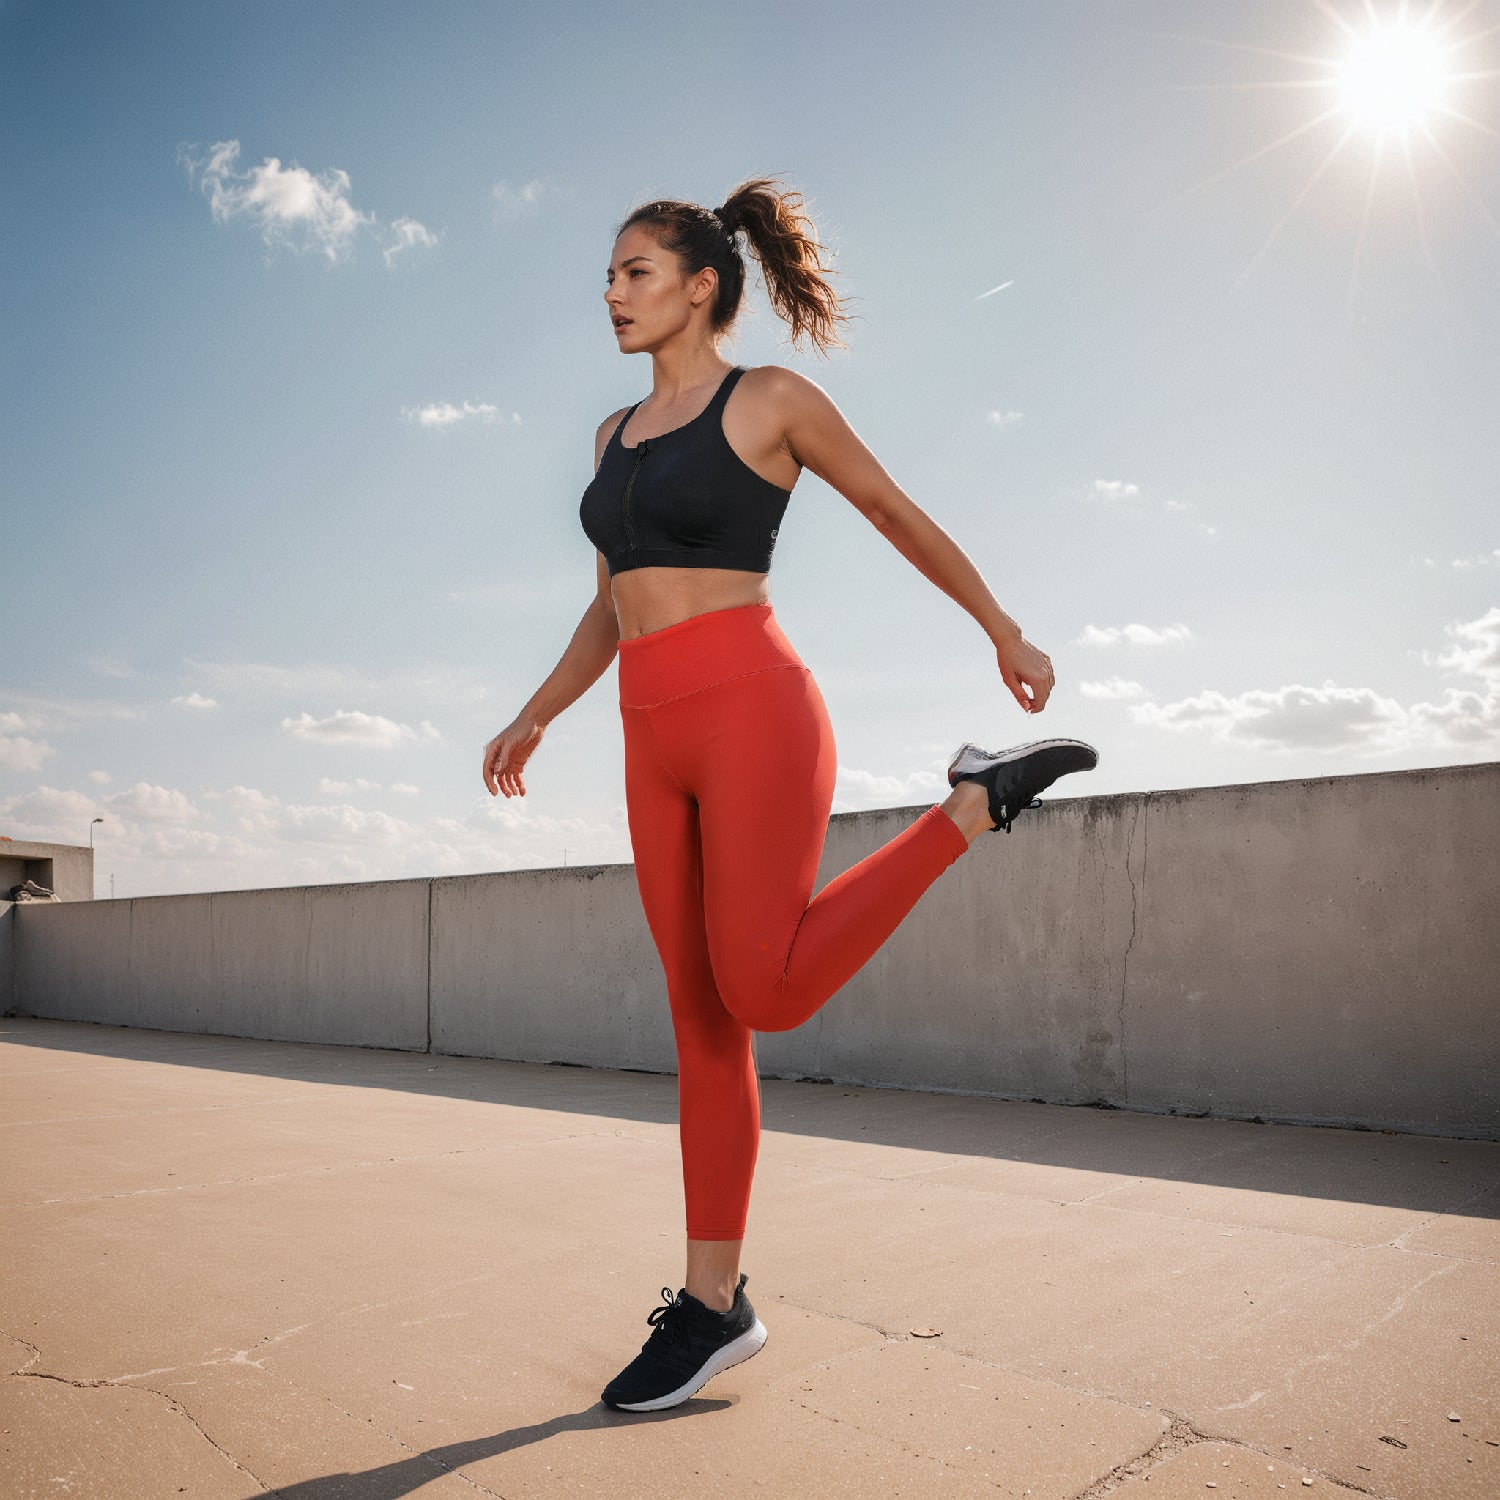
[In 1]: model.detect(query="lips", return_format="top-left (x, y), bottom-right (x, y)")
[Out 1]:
top-left (613, 317), bottom-right (633, 330)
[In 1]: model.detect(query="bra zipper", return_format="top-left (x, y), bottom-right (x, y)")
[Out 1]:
top-left (621, 440), bottom-right (649, 553)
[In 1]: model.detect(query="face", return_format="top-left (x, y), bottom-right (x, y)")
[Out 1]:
top-left (604, 223), bottom-right (717, 353)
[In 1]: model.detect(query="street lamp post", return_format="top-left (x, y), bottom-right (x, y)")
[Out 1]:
top-left (89, 817), bottom-right (103, 848)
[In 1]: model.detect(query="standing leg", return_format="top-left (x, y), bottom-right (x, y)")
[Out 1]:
top-left (621, 704), bottom-right (758, 1305)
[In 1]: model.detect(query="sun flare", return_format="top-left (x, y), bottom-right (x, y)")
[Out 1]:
top-left (1166, 1), bottom-right (1500, 304)
top-left (1335, 19), bottom-right (1452, 133)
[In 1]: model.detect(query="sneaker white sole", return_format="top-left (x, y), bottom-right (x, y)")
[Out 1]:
top-left (947, 738), bottom-right (1096, 785)
top-left (610, 1319), bottom-right (769, 1412)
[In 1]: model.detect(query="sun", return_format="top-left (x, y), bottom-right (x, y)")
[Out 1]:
top-left (1162, 0), bottom-right (1500, 305)
top-left (1335, 17), bottom-right (1453, 133)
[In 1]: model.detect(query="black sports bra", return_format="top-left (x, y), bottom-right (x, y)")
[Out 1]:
top-left (579, 365), bottom-right (794, 577)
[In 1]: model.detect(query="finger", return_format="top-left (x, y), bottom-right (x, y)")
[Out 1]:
top-left (1000, 666), bottom-right (1031, 713)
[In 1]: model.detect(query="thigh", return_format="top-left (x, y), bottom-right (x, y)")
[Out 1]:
top-left (671, 665), bottom-right (838, 984)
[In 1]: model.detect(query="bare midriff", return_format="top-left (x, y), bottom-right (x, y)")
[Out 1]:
top-left (611, 566), bottom-right (772, 641)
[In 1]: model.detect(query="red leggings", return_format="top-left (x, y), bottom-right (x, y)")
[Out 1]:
top-left (618, 601), bottom-right (970, 1241)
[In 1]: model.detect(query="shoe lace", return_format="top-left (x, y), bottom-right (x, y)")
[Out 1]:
top-left (644, 1286), bottom-right (691, 1351)
top-left (994, 796), bottom-right (1043, 834)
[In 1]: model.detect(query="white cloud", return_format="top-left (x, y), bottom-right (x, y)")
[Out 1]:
top-left (0, 775), bottom-right (632, 889)
top-left (318, 777), bottom-right (384, 795)
top-left (402, 400), bottom-right (520, 428)
top-left (831, 764), bottom-right (946, 814)
top-left (0, 784), bottom-right (107, 837)
top-left (171, 692), bottom-right (218, 710)
top-left (108, 782), bottom-right (202, 825)
top-left (180, 658), bottom-right (499, 711)
top-left (492, 178), bottom-right (552, 223)
top-left (1080, 677), bottom-right (1146, 700)
top-left (1088, 478), bottom-right (1215, 536)
top-left (1079, 623), bottom-right (1194, 648)
top-left (1451, 549), bottom-right (1500, 570)
top-left (1129, 608), bottom-right (1500, 756)
top-left (383, 215), bottom-right (439, 267)
top-left (1131, 682), bottom-right (1409, 751)
top-left (986, 410), bottom-right (1023, 428)
top-left (86, 770), bottom-right (112, 785)
top-left (0, 710), bottom-right (52, 773)
top-left (1430, 605), bottom-right (1500, 686)
top-left (281, 710), bottom-right (444, 748)
top-left (178, 139), bottom-right (376, 263)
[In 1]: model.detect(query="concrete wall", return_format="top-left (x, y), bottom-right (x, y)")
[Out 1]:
top-left (8, 762), bottom-right (1498, 1138)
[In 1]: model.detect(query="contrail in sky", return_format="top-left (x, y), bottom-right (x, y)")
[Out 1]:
top-left (974, 280), bottom-right (1014, 300)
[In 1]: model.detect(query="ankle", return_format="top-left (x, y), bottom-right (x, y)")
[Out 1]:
top-left (940, 781), bottom-right (994, 844)
top-left (687, 1284), bottom-right (735, 1313)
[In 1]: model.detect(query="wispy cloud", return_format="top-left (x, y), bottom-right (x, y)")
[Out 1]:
top-left (492, 178), bottom-right (559, 224)
top-left (384, 215), bottom-right (440, 267)
top-left (177, 139), bottom-right (435, 267)
top-left (1088, 478), bottom-right (1216, 536)
top-left (1079, 623), bottom-right (1194, 648)
top-left (171, 692), bottom-right (218, 710)
top-left (974, 279), bottom-right (1014, 300)
top-left (402, 400), bottom-right (521, 428)
top-left (986, 410), bottom-right (1024, 428)
top-left (1080, 677), bottom-right (1146, 700)
top-left (180, 658), bottom-right (498, 710)
top-left (281, 710), bottom-right (444, 749)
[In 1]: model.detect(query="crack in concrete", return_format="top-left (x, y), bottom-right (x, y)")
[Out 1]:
top-left (1118, 795), bottom-right (1150, 1106)
top-left (131, 1381), bottom-right (277, 1493)
top-left (8, 1335), bottom-right (512, 1497)
top-left (1069, 1411), bottom-right (1387, 1498)
top-left (256, 1361), bottom-right (511, 1499)
top-left (1208, 1255), bottom-right (1462, 1417)
top-left (2, 1329), bottom-right (43, 1374)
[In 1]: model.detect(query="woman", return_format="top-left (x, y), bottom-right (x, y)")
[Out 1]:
top-left (481, 177), bottom-right (1097, 1412)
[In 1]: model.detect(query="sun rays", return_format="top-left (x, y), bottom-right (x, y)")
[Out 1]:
top-left (1160, 0), bottom-right (1500, 308)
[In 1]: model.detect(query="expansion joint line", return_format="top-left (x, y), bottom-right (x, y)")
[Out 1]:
top-left (1118, 792), bottom-right (1151, 1103)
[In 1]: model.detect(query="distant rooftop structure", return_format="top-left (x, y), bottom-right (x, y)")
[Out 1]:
top-left (0, 838), bottom-right (94, 904)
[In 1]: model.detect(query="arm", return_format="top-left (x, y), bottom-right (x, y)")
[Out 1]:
top-left (773, 368), bottom-right (1056, 714)
top-left (483, 552), bottom-right (619, 797)
top-left (483, 409), bottom-right (629, 797)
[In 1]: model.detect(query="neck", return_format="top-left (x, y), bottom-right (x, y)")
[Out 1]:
top-left (646, 342), bottom-right (735, 405)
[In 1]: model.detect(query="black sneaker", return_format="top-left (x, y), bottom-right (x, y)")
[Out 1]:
top-left (947, 738), bottom-right (1099, 832)
top-left (601, 1272), bottom-right (768, 1412)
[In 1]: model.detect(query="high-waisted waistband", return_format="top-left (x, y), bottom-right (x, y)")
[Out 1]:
top-left (617, 601), bottom-right (805, 709)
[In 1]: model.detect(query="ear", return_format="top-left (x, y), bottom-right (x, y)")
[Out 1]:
top-left (689, 264), bottom-right (719, 307)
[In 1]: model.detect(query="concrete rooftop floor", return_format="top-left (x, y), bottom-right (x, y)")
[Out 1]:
top-left (1, 1016), bottom-right (1496, 1500)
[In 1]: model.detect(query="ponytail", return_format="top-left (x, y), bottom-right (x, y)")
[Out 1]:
top-left (617, 176), bottom-right (852, 358)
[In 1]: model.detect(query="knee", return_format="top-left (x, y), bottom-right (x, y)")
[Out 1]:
top-left (718, 974), bottom-right (802, 1034)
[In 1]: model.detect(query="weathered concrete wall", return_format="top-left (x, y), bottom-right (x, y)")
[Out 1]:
top-left (11, 881), bottom-right (431, 1051)
top-left (8, 763), bottom-right (1498, 1137)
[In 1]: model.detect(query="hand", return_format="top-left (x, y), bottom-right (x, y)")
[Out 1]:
top-left (483, 715), bottom-right (545, 797)
top-left (994, 632), bottom-right (1055, 714)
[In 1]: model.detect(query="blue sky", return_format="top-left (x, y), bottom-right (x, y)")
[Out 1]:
top-left (3, 0), bottom-right (1497, 898)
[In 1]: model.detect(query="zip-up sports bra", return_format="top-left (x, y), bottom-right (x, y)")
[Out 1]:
top-left (579, 365), bottom-right (794, 578)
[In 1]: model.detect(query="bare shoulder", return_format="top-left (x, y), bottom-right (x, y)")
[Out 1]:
top-left (737, 363), bottom-right (838, 416)
top-left (592, 404), bottom-right (633, 473)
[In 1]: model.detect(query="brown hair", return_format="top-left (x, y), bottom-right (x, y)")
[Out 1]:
top-left (616, 176), bottom-right (853, 358)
